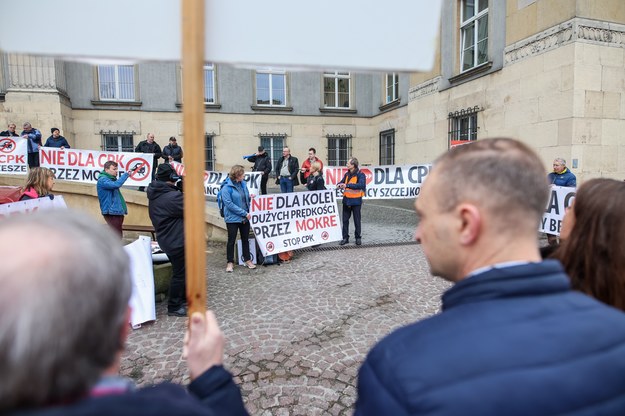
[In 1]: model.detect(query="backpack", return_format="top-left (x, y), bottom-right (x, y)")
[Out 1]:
top-left (217, 180), bottom-right (230, 218)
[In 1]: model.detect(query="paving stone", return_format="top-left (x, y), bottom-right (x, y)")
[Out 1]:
top-left (121, 202), bottom-right (450, 414)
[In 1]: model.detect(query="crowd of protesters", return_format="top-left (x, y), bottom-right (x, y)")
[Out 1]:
top-left (3, 132), bottom-right (625, 414)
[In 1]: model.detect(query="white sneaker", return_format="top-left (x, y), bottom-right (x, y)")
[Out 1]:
top-left (226, 263), bottom-right (234, 272)
top-left (244, 260), bottom-right (257, 269)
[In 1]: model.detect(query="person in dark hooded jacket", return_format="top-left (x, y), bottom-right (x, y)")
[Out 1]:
top-left (147, 163), bottom-right (186, 317)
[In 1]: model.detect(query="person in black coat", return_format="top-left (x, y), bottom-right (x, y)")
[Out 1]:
top-left (246, 146), bottom-right (272, 195)
top-left (147, 164), bottom-right (186, 317)
top-left (274, 147), bottom-right (299, 193)
top-left (135, 133), bottom-right (162, 189)
top-left (0, 122), bottom-right (19, 137)
top-left (305, 161), bottom-right (325, 191)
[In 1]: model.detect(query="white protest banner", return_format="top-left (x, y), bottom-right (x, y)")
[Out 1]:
top-left (0, 136), bottom-right (28, 175)
top-left (323, 164), bottom-right (432, 200)
top-left (170, 161), bottom-right (260, 197)
top-left (250, 190), bottom-right (342, 256)
top-left (540, 185), bottom-right (576, 236)
top-left (40, 147), bottom-right (154, 187)
top-left (0, 195), bottom-right (67, 219)
top-left (124, 236), bottom-right (156, 328)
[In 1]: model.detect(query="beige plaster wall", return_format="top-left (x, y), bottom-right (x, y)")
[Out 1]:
top-left (400, 39), bottom-right (625, 182)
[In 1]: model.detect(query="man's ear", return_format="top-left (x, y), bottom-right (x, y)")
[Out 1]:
top-left (457, 203), bottom-right (481, 246)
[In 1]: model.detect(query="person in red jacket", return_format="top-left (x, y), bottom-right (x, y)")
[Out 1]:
top-left (300, 147), bottom-right (324, 183)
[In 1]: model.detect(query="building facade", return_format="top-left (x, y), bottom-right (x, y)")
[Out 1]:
top-left (0, 0), bottom-right (623, 180)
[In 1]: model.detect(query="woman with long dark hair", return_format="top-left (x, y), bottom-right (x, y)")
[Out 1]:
top-left (555, 178), bottom-right (625, 310)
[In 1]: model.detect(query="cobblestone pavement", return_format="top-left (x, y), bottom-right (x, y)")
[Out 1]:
top-left (121, 202), bottom-right (452, 415)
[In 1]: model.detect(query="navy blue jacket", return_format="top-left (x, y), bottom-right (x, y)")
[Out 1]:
top-left (21, 128), bottom-right (42, 153)
top-left (44, 135), bottom-right (71, 148)
top-left (548, 168), bottom-right (576, 187)
top-left (147, 180), bottom-right (184, 253)
top-left (355, 261), bottom-right (625, 416)
top-left (11, 366), bottom-right (248, 416)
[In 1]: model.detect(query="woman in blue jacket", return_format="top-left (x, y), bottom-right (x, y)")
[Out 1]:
top-left (222, 165), bottom-right (256, 272)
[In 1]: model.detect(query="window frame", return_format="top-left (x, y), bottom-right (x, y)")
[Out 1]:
top-left (460, 0), bottom-right (489, 73)
top-left (385, 73), bottom-right (399, 104)
top-left (327, 135), bottom-right (352, 166)
top-left (97, 65), bottom-right (136, 102)
top-left (448, 107), bottom-right (480, 148)
top-left (379, 129), bottom-right (395, 165)
top-left (101, 132), bottom-right (135, 152)
top-left (204, 64), bottom-right (216, 104)
top-left (260, 135), bottom-right (286, 177)
top-left (323, 71), bottom-right (351, 109)
top-left (255, 68), bottom-right (287, 107)
top-left (205, 133), bottom-right (215, 171)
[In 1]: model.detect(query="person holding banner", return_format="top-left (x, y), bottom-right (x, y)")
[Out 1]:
top-left (19, 167), bottom-right (55, 201)
top-left (44, 127), bottom-right (71, 149)
top-left (0, 211), bottom-right (248, 415)
top-left (222, 165), bottom-right (256, 272)
top-left (547, 158), bottom-right (577, 246)
top-left (274, 147), bottom-right (299, 193)
top-left (305, 162), bottom-right (326, 191)
top-left (338, 158), bottom-right (366, 246)
top-left (135, 133), bottom-right (162, 191)
top-left (555, 178), bottom-right (625, 311)
top-left (300, 147), bottom-right (324, 184)
top-left (147, 163), bottom-right (188, 317)
top-left (97, 161), bottom-right (135, 238)
top-left (355, 139), bottom-right (625, 416)
top-left (0, 122), bottom-right (19, 137)
top-left (21, 122), bottom-right (42, 168)
top-left (162, 136), bottom-right (184, 163)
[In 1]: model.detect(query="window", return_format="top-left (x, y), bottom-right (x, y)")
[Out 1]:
top-left (327, 135), bottom-right (352, 166)
top-left (205, 134), bottom-right (215, 171)
top-left (460, 0), bottom-right (488, 72)
top-left (448, 107), bottom-right (480, 147)
top-left (260, 135), bottom-right (285, 177)
top-left (324, 72), bottom-right (350, 108)
top-left (385, 73), bottom-right (399, 104)
top-left (256, 69), bottom-right (286, 106)
top-left (101, 132), bottom-right (134, 152)
top-left (204, 64), bottom-right (215, 104)
top-left (379, 130), bottom-right (395, 165)
top-left (97, 65), bottom-right (135, 101)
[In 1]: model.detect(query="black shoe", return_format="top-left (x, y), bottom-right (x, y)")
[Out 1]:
top-left (356, 238), bottom-right (362, 246)
top-left (339, 238), bottom-right (349, 246)
top-left (167, 306), bottom-right (187, 317)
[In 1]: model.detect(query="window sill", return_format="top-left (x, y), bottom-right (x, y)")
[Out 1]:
top-left (175, 102), bottom-right (222, 110)
top-left (319, 107), bottom-right (357, 115)
top-left (379, 99), bottom-right (401, 112)
top-left (250, 105), bottom-right (293, 112)
top-left (91, 100), bottom-right (142, 107)
top-left (448, 61), bottom-right (493, 84)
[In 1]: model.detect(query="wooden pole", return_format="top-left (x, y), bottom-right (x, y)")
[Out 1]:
top-left (181, 0), bottom-right (206, 315)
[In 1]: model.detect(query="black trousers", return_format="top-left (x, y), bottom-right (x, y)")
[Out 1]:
top-left (260, 174), bottom-right (269, 195)
top-left (342, 204), bottom-right (362, 240)
top-left (165, 246), bottom-right (186, 312)
top-left (226, 221), bottom-right (251, 263)
top-left (28, 152), bottom-right (40, 168)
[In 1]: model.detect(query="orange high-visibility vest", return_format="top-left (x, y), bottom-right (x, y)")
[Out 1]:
top-left (343, 174), bottom-right (364, 199)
